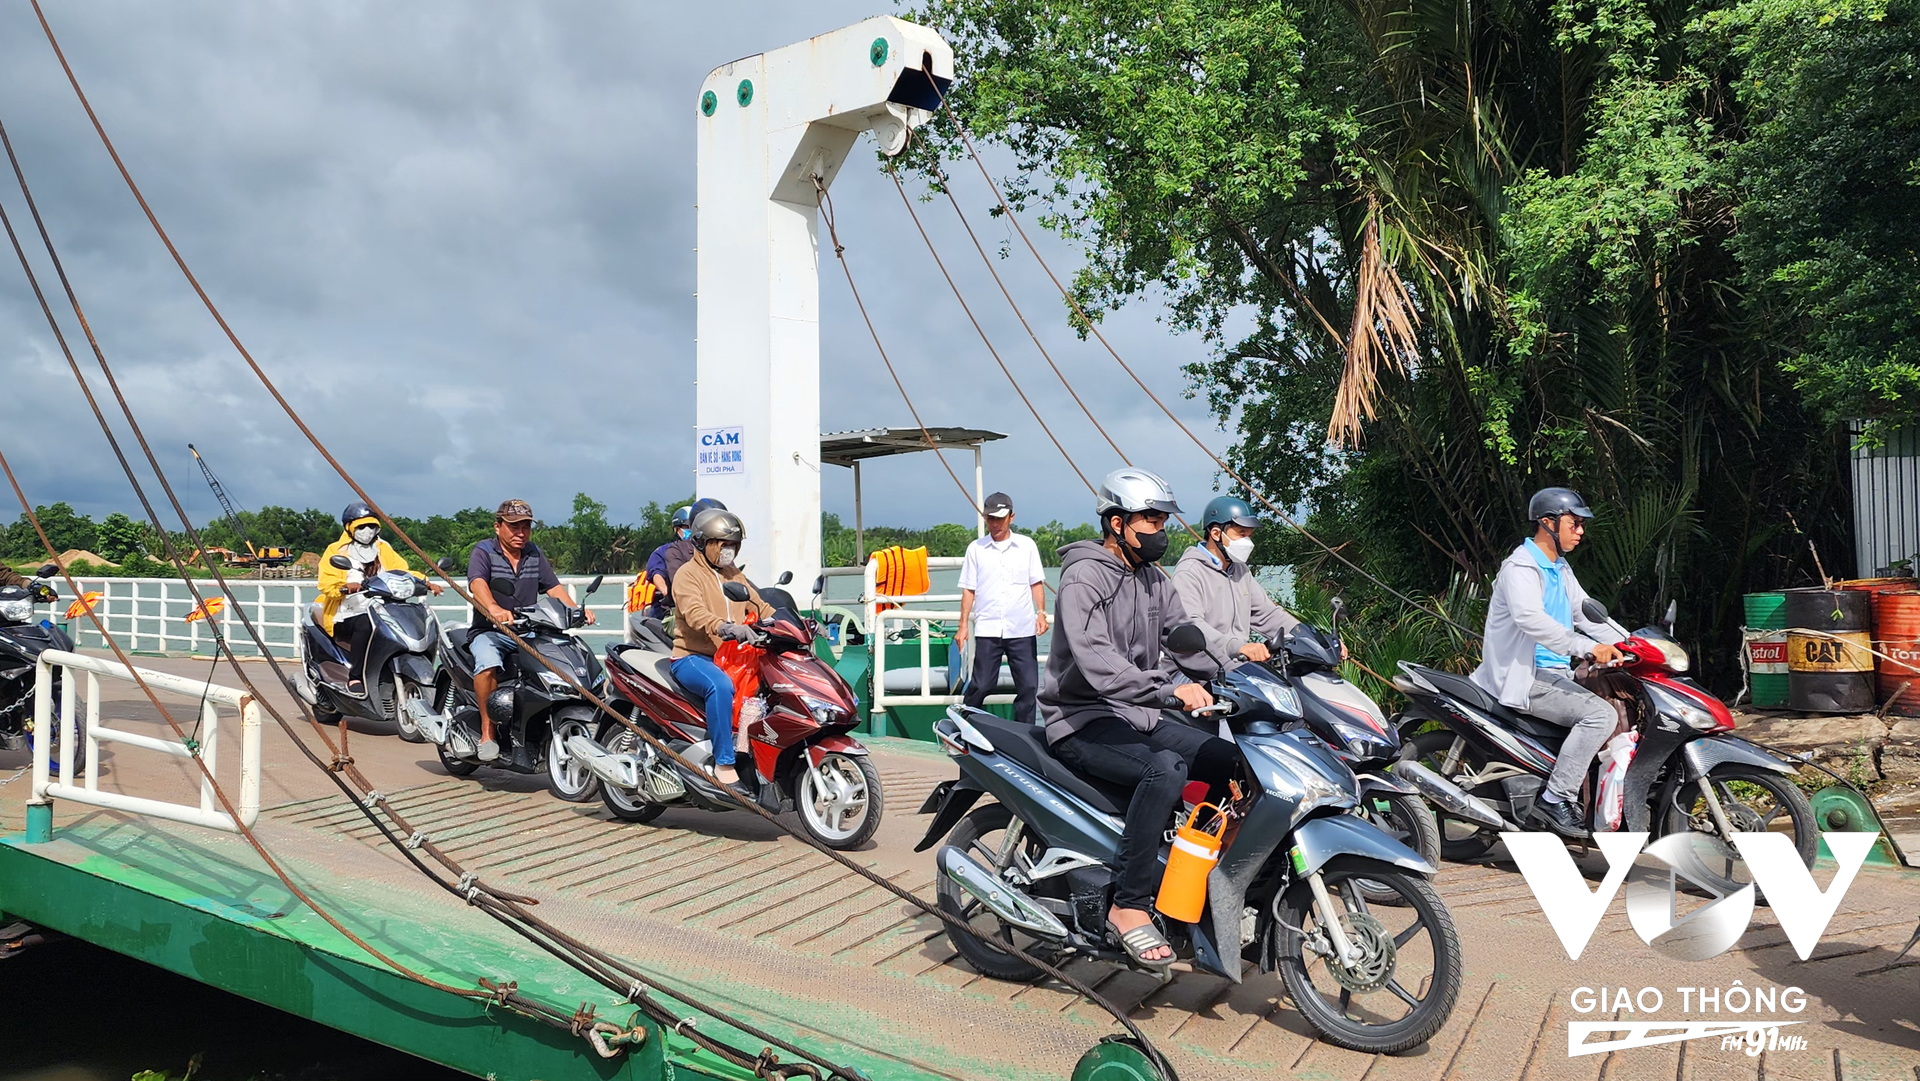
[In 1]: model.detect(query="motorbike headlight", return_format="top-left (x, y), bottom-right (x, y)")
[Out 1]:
top-left (0, 597), bottom-right (31, 623)
top-left (539, 671), bottom-right (576, 692)
top-left (800, 694), bottom-right (846, 725)
top-left (1644, 680), bottom-right (1717, 732)
top-left (1257, 680), bottom-right (1301, 717)
top-left (389, 576), bottom-right (416, 600)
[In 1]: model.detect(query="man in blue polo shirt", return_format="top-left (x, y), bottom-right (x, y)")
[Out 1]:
top-left (466, 499), bottom-right (595, 762)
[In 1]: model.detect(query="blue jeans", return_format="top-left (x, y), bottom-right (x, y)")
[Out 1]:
top-left (670, 654), bottom-right (736, 766)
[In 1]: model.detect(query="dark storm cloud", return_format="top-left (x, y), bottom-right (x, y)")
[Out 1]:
top-left (0, 2), bottom-right (1238, 533)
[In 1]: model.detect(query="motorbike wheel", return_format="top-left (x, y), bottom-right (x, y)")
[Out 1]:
top-left (437, 742), bottom-right (479, 777)
top-left (1353, 791), bottom-right (1441, 906)
top-left (1405, 731), bottom-right (1499, 862)
top-left (1274, 855), bottom-right (1462, 1055)
top-left (1658, 763), bottom-right (1817, 898)
top-left (545, 712), bottom-right (602, 803)
top-left (936, 803), bottom-right (1052, 982)
top-left (393, 678), bottom-right (426, 744)
top-left (597, 721), bottom-right (668, 823)
top-left (796, 752), bottom-right (882, 850)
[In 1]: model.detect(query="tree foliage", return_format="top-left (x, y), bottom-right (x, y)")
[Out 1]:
top-left (910, 0), bottom-right (1914, 680)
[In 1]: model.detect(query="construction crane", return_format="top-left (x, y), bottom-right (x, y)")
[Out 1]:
top-left (187, 444), bottom-right (296, 569)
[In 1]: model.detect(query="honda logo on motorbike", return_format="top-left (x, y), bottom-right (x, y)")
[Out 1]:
top-left (1505, 831), bottom-right (1877, 961)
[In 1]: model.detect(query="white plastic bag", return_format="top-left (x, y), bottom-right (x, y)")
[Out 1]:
top-left (1595, 730), bottom-right (1639, 831)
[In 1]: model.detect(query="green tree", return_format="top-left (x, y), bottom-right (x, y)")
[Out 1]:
top-left (6, 502), bottom-right (97, 557)
top-left (96, 512), bottom-right (151, 563)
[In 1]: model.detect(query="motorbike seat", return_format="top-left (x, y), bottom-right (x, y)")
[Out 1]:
top-left (607, 643), bottom-right (687, 697)
top-left (1409, 665), bottom-right (1569, 746)
top-left (962, 710), bottom-right (1134, 818)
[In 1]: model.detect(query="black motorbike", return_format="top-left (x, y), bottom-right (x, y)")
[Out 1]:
top-left (426, 573), bottom-right (608, 803)
top-left (0, 563), bottom-right (83, 775)
top-left (1208, 609), bottom-right (1504, 903)
top-left (295, 555), bottom-right (444, 742)
top-left (916, 625), bottom-right (1462, 1055)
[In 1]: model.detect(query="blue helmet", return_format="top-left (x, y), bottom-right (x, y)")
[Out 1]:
top-left (690, 497), bottom-right (727, 518)
top-left (1200, 495), bottom-right (1258, 535)
top-left (671, 505), bottom-right (693, 529)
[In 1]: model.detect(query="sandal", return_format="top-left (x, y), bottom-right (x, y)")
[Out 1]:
top-left (1108, 918), bottom-right (1174, 972)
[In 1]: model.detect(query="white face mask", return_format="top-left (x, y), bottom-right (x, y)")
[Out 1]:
top-left (715, 545), bottom-right (738, 568)
top-left (1224, 537), bottom-right (1255, 564)
top-left (352, 526), bottom-right (379, 545)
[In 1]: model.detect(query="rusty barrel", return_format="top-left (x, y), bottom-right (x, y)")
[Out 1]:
top-left (1742, 591), bottom-right (1790, 707)
top-left (1784, 589), bottom-right (1875, 713)
top-left (1873, 590), bottom-right (1920, 716)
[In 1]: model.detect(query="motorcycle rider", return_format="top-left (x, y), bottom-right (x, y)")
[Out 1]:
top-left (1172, 495), bottom-right (1303, 667)
top-left (634, 505), bottom-right (694, 620)
top-left (316, 503), bottom-right (441, 694)
top-left (1041, 468), bottom-right (1226, 970)
top-left (1471, 487), bottom-right (1623, 838)
top-left (467, 499), bottom-right (595, 763)
top-left (669, 506), bottom-right (772, 795)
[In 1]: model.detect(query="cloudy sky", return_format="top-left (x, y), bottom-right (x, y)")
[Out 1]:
top-left (0, 2), bottom-right (1240, 533)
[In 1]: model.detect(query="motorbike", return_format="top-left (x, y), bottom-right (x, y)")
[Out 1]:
top-left (293, 555), bottom-right (444, 742)
top-left (1208, 609), bottom-right (1504, 904)
top-left (577, 574), bottom-right (882, 850)
top-left (1395, 597), bottom-right (1817, 894)
top-left (0, 562), bottom-right (83, 775)
top-left (423, 572), bottom-right (610, 803)
top-left (915, 625), bottom-right (1462, 1055)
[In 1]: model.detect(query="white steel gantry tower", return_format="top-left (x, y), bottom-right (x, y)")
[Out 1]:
top-left (694, 17), bottom-right (953, 589)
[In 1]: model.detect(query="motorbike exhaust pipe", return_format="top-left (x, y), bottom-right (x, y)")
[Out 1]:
top-left (565, 734), bottom-right (642, 790)
top-left (936, 845), bottom-right (1068, 938)
top-left (1392, 758), bottom-right (1509, 829)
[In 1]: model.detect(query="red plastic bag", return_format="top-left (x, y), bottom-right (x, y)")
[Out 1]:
top-left (712, 640), bottom-right (763, 727)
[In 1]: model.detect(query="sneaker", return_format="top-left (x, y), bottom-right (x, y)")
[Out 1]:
top-left (1528, 796), bottom-right (1590, 839)
top-left (476, 739), bottom-right (500, 763)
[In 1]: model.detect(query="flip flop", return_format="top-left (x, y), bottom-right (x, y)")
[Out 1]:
top-left (1108, 918), bottom-right (1174, 972)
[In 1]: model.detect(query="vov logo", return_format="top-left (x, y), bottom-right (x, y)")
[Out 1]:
top-left (1506, 831), bottom-right (1878, 961)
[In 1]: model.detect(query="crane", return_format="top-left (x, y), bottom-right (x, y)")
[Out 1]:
top-left (187, 444), bottom-right (296, 569)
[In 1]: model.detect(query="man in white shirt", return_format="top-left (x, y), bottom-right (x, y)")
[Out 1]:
top-left (954, 492), bottom-right (1048, 724)
top-left (1471, 487), bottom-right (1625, 838)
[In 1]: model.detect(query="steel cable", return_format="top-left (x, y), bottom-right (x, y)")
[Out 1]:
top-left (25, 10), bottom-right (1175, 1075)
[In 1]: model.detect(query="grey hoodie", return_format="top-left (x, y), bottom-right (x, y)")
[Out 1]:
top-left (1171, 544), bottom-right (1300, 666)
top-left (1040, 540), bottom-right (1212, 743)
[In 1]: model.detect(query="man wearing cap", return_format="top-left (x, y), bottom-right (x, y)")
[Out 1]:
top-left (466, 499), bottom-right (595, 763)
top-left (953, 492), bottom-right (1048, 725)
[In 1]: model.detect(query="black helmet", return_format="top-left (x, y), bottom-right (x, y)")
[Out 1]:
top-left (671, 505), bottom-right (693, 529)
top-left (690, 508), bottom-right (744, 546)
top-left (1527, 487), bottom-right (1593, 523)
top-left (341, 500), bottom-right (375, 526)
top-left (690, 497), bottom-right (728, 517)
top-left (1201, 495), bottom-right (1258, 534)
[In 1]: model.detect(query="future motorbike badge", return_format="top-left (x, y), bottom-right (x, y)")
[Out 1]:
top-left (1505, 830), bottom-right (1879, 1057)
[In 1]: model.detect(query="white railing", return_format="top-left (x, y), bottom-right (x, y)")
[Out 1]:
top-left (861, 557), bottom-right (1035, 728)
top-left (55, 576), bottom-right (632, 659)
top-left (31, 648), bottom-right (261, 833)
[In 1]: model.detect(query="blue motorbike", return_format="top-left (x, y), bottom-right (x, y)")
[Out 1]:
top-left (915, 627), bottom-right (1462, 1055)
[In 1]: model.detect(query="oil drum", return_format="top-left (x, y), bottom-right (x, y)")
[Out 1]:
top-left (1784, 589), bottom-right (1875, 713)
top-left (1872, 590), bottom-right (1920, 716)
top-left (1742, 591), bottom-right (1789, 707)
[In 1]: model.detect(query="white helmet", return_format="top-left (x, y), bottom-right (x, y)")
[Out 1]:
top-left (1095, 468), bottom-right (1182, 521)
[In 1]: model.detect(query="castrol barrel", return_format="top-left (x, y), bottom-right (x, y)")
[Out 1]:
top-left (1784, 589), bottom-right (1876, 713)
top-left (1873, 590), bottom-right (1920, 716)
top-left (1742, 591), bottom-right (1789, 707)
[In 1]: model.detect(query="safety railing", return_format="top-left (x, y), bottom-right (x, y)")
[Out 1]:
top-left (54, 576), bottom-right (632, 659)
top-left (862, 557), bottom-right (1038, 729)
top-left (27, 648), bottom-right (261, 837)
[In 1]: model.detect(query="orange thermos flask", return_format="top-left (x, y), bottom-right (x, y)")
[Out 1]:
top-left (1155, 803), bottom-right (1228, 923)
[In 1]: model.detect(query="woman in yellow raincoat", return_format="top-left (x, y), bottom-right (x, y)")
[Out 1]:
top-left (317, 501), bottom-right (441, 692)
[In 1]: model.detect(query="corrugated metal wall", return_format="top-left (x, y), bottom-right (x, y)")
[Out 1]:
top-left (1852, 423), bottom-right (1920, 576)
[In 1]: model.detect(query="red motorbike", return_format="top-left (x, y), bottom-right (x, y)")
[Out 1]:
top-left (570, 577), bottom-right (882, 849)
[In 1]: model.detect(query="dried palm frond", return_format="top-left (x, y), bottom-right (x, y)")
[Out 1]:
top-left (1329, 201), bottom-right (1423, 446)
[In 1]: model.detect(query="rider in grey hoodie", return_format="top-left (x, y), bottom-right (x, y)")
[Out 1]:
top-left (1039, 468), bottom-right (1226, 971)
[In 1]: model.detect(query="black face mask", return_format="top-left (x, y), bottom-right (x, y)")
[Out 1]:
top-left (1126, 523), bottom-right (1170, 565)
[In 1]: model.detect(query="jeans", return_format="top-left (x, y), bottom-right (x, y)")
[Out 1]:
top-left (670, 654), bottom-right (737, 766)
top-left (964, 635), bottom-right (1039, 725)
top-left (1050, 716), bottom-right (1234, 912)
top-left (1527, 669), bottom-right (1617, 800)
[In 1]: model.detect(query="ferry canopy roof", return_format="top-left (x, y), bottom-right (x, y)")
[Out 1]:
top-left (819, 427), bottom-right (1006, 467)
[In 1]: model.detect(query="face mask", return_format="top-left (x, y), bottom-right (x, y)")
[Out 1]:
top-left (352, 526), bottom-right (379, 545)
top-left (1225, 537), bottom-right (1256, 564)
top-left (715, 545), bottom-right (738, 568)
top-left (1127, 524), bottom-right (1170, 565)
top-left (678, 529), bottom-right (690, 541)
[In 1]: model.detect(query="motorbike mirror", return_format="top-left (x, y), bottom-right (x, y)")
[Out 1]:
top-left (722, 582), bottom-right (752, 602)
top-left (584, 574), bottom-right (604, 597)
top-left (329, 555), bottom-right (353, 570)
top-left (1662, 599), bottom-right (1677, 634)
top-left (435, 555), bottom-right (456, 573)
top-left (811, 574), bottom-right (825, 597)
top-left (1165, 623), bottom-right (1207, 654)
top-left (35, 562), bottom-right (58, 578)
top-left (777, 570), bottom-right (793, 586)
top-left (1581, 598), bottom-right (1610, 623)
